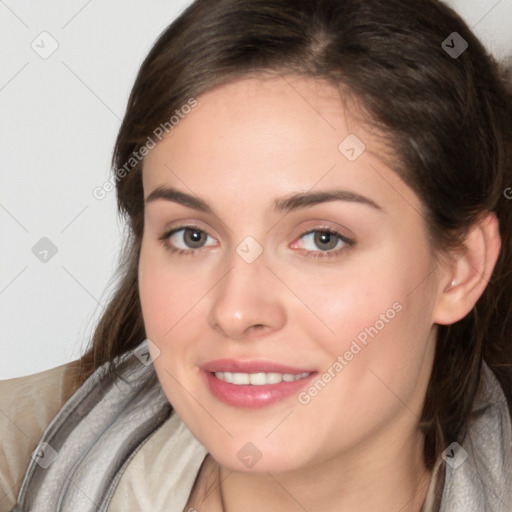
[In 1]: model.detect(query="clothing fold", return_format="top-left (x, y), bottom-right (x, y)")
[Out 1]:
top-left (10, 338), bottom-right (512, 511)
top-left (13, 342), bottom-right (172, 512)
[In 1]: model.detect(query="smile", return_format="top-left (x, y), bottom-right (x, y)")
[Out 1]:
top-left (214, 371), bottom-right (312, 385)
top-left (201, 360), bottom-right (317, 408)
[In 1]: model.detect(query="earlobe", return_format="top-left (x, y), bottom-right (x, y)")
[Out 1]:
top-left (433, 212), bottom-right (501, 326)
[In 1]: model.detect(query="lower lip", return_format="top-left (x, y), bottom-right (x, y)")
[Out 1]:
top-left (202, 370), bottom-right (317, 408)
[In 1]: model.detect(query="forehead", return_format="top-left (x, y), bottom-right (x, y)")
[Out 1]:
top-left (144, 75), bottom-right (366, 176)
top-left (193, 74), bottom-right (347, 118)
top-left (141, 75), bottom-right (422, 220)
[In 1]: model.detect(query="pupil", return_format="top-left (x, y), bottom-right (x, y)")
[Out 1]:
top-left (315, 231), bottom-right (337, 250)
top-left (186, 229), bottom-right (204, 248)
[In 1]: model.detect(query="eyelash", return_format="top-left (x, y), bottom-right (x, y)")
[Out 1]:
top-left (158, 225), bottom-right (355, 260)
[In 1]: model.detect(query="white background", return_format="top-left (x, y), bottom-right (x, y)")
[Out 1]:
top-left (1, 0), bottom-right (511, 379)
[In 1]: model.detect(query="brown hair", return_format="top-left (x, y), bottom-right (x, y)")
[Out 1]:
top-left (79, 0), bottom-right (512, 469)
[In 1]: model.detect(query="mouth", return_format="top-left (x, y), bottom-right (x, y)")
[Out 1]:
top-left (200, 359), bottom-right (317, 408)
top-left (214, 371), bottom-right (312, 385)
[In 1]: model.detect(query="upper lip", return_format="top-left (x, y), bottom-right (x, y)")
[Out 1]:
top-left (201, 359), bottom-right (315, 374)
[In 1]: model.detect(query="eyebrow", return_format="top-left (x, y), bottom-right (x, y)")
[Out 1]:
top-left (145, 186), bottom-right (383, 214)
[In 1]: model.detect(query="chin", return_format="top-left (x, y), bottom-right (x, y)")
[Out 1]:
top-left (207, 440), bottom-right (310, 474)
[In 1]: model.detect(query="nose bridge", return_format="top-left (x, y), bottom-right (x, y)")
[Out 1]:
top-left (208, 242), bottom-right (286, 339)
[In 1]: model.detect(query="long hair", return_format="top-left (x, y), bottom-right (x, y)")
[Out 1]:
top-left (79, 0), bottom-right (512, 470)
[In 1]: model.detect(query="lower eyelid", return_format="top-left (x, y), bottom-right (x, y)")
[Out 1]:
top-left (160, 226), bottom-right (353, 256)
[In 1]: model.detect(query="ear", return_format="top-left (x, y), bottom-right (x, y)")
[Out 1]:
top-left (432, 212), bottom-right (501, 325)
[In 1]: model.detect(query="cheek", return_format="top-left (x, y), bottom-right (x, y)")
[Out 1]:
top-left (136, 229), bottom-right (438, 462)
top-left (283, 244), bottom-right (432, 355)
top-left (138, 243), bottom-right (200, 405)
top-left (294, 242), bottom-right (436, 405)
top-left (138, 240), bottom-right (203, 339)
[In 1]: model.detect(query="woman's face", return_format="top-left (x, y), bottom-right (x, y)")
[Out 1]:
top-left (139, 75), bottom-right (446, 473)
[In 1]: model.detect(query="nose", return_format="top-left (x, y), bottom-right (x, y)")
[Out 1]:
top-left (208, 249), bottom-right (287, 341)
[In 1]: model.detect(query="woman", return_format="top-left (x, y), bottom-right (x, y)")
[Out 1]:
top-left (2, 0), bottom-right (511, 510)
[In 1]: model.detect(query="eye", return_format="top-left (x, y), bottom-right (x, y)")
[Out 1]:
top-left (292, 228), bottom-right (354, 259)
top-left (158, 225), bottom-right (354, 259)
top-left (159, 226), bottom-right (217, 255)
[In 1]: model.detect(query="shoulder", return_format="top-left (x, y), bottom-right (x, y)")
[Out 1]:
top-left (434, 362), bottom-right (512, 511)
top-left (109, 410), bottom-right (208, 510)
top-left (0, 361), bottom-right (83, 511)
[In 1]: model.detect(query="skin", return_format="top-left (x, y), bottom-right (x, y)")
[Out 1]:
top-left (138, 75), bottom-right (501, 511)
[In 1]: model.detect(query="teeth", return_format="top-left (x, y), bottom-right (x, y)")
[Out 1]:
top-left (214, 371), bottom-right (311, 385)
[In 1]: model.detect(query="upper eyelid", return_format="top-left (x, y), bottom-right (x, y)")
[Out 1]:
top-left (165, 225), bottom-right (217, 243)
top-left (164, 224), bottom-right (352, 247)
top-left (165, 224), bottom-right (345, 236)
